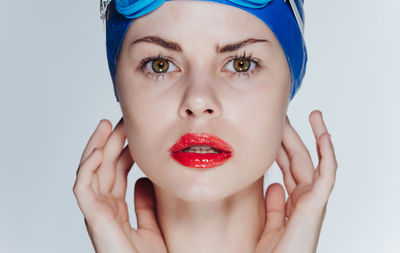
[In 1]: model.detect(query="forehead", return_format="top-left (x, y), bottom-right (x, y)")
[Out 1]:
top-left (123, 0), bottom-right (278, 46)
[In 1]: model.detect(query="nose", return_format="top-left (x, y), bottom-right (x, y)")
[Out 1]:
top-left (177, 74), bottom-right (222, 120)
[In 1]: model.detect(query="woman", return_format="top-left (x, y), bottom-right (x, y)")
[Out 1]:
top-left (73, 0), bottom-right (338, 252)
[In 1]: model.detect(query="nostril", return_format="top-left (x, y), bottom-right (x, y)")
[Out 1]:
top-left (184, 108), bottom-right (214, 116)
top-left (186, 109), bottom-right (193, 115)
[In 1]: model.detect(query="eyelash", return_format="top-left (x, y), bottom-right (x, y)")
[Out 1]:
top-left (139, 53), bottom-right (175, 81)
top-left (138, 51), bottom-right (262, 81)
top-left (224, 51), bottom-right (262, 79)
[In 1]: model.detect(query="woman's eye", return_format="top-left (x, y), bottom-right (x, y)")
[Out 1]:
top-left (139, 54), bottom-right (261, 80)
top-left (140, 57), bottom-right (179, 80)
top-left (224, 58), bottom-right (259, 78)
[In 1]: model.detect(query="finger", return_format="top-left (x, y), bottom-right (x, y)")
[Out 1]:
top-left (282, 115), bottom-right (314, 184)
top-left (309, 111), bottom-right (338, 192)
top-left (308, 110), bottom-right (325, 184)
top-left (112, 145), bottom-right (134, 199)
top-left (264, 183), bottom-right (286, 233)
top-left (73, 148), bottom-right (103, 211)
top-left (97, 117), bottom-right (126, 194)
top-left (309, 110), bottom-right (328, 161)
top-left (276, 144), bottom-right (296, 194)
top-left (134, 178), bottom-right (162, 235)
top-left (314, 133), bottom-right (338, 199)
top-left (79, 119), bottom-right (112, 168)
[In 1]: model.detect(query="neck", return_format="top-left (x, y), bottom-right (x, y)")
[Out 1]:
top-left (153, 176), bottom-right (266, 253)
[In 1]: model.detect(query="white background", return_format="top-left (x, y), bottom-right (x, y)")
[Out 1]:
top-left (1, 0), bottom-right (399, 252)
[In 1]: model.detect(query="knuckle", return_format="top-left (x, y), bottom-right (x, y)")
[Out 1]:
top-left (72, 183), bottom-right (79, 191)
top-left (72, 185), bottom-right (79, 195)
top-left (73, 184), bottom-right (83, 195)
top-left (94, 148), bottom-right (104, 157)
top-left (320, 132), bottom-right (330, 142)
top-left (90, 148), bottom-right (103, 161)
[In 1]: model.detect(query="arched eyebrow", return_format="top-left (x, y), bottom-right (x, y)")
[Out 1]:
top-left (130, 35), bottom-right (271, 53)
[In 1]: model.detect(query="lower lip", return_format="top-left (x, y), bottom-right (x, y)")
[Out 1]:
top-left (170, 151), bottom-right (232, 169)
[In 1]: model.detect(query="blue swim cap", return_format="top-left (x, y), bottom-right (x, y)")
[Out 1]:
top-left (101, 0), bottom-right (307, 102)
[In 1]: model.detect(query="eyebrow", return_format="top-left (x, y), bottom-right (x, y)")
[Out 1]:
top-left (130, 35), bottom-right (271, 53)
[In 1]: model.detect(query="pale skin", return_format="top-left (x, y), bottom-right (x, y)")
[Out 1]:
top-left (73, 1), bottom-right (338, 253)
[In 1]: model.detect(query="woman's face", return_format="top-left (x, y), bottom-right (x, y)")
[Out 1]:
top-left (116, 1), bottom-right (291, 202)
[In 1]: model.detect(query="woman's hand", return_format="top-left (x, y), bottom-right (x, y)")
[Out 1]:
top-left (73, 118), bottom-right (167, 253)
top-left (255, 110), bottom-right (338, 253)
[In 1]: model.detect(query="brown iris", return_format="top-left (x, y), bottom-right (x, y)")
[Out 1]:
top-left (151, 59), bottom-right (169, 73)
top-left (233, 58), bottom-right (250, 72)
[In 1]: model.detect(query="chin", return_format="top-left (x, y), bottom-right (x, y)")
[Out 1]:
top-left (136, 150), bottom-right (273, 203)
top-left (166, 164), bottom-right (262, 203)
top-left (142, 160), bottom-right (235, 202)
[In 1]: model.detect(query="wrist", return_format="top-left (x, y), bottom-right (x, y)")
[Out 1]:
top-left (88, 220), bottom-right (136, 253)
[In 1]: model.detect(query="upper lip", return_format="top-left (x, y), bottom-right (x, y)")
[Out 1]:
top-left (169, 133), bottom-right (233, 153)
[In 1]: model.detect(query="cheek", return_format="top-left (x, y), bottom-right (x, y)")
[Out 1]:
top-left (238, 105), bottom-right (283, 170)
top-left (119, 89), bottom-right (179, 180)
top-left (230, 81), bottom-right (287, 180)
top-left (123, 109), bottom-right (170, 183)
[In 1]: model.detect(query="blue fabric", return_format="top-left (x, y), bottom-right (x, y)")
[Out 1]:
top-left (105, 0), bottom-right (307, 102)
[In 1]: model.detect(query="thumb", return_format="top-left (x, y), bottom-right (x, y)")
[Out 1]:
top-left (264, 183), bottom-right (286, 234)
top-left (134, 177), bottom-right (161, 235)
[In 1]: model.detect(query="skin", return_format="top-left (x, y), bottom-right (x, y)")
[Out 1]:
top-left (73, 1), bottom-right (338, 253)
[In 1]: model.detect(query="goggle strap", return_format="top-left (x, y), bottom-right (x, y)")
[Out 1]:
top-left (100, 0), bottom-right (111, 21)
top-left (285, 0), bottom-right (304, 35)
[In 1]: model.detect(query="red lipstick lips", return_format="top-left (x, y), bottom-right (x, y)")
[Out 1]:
top-left (169, 133), bottom-right (233, 169)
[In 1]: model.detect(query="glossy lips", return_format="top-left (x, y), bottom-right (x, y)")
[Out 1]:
top-left (169, 133), bottom-right (233, 169)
